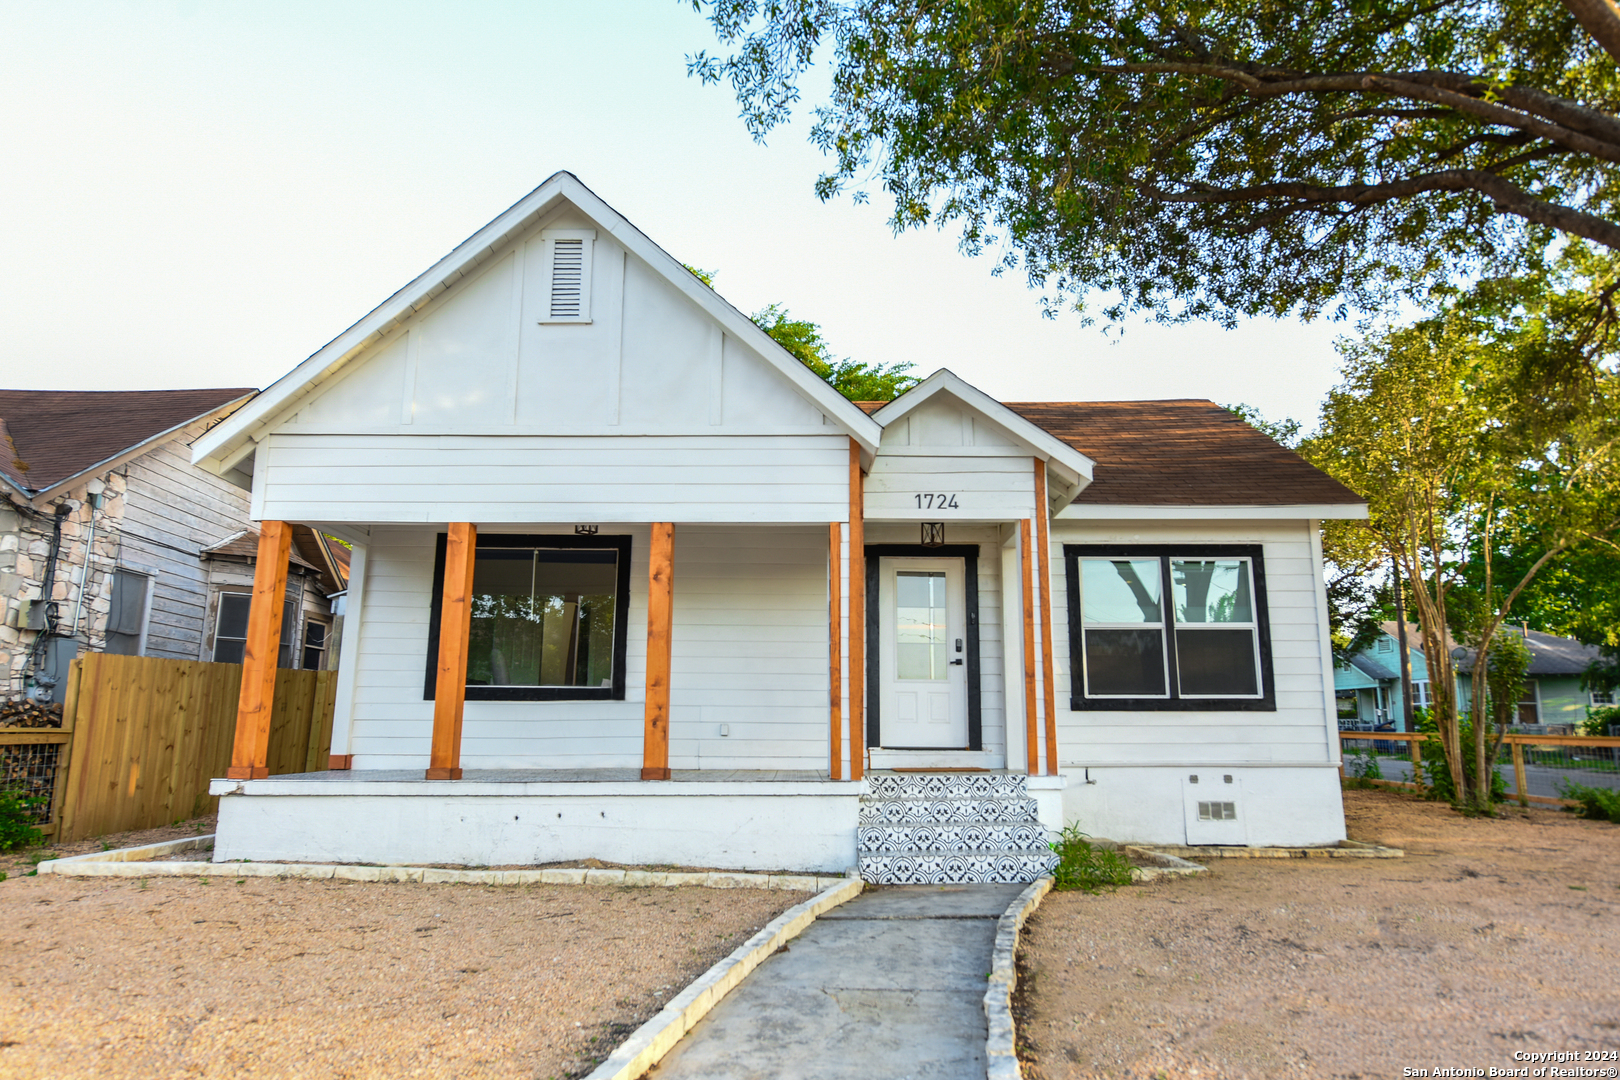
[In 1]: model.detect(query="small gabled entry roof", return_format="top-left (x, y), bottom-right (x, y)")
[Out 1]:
top-left (193, 172), bottom-right (881, 471)
top-left (863, 369), bottom-right (1097, 505)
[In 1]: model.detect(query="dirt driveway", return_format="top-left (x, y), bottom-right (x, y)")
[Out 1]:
top-left (0, 825), bottom-right (806, 1080)
top-left (1017, 789), bottom-right (1620, 1080)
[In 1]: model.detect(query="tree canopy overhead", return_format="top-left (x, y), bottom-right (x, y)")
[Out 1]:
top-left (689, 0), bottom-right (1620, 326)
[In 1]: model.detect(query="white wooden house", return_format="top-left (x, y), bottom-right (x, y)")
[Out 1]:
top-left (194, 172), bottom-right (1366, 881)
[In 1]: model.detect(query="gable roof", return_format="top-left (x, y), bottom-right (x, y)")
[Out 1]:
top-left (1005, 400), bottom-right (1362, 508)
top-left (0, 388), bottom-right (255, 503)
top-left (192, 172), bottom-right (881, 472)
top-left (863, 369), bottom-right (1096, 503)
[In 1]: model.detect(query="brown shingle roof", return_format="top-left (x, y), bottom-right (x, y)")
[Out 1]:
top-left (1005, 400), bottom-right (1361, 506)
top-left (857, 397), bottom-right (1361, 507)
top-left (0, 388), bottom-right (256, 496)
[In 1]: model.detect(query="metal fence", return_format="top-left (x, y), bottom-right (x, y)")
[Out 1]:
top-left (1339, 731), bottom-right (1620, 805)
top-left (0, 739), bottom-right (65, 823)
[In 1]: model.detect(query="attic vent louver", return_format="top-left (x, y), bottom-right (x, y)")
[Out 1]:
top-left (536, 228), bottom-right (595, 324)
top-left (549, 239), bottom-right (584, 319)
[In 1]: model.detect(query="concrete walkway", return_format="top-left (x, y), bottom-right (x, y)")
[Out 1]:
top-left (649, 883), bottom-right (1026, 1080)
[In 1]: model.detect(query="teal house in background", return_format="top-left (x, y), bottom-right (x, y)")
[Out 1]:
top-left (1334, 623), bottom-right (1612, 733)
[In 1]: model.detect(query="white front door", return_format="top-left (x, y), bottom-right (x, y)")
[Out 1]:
top-left (878, 557), bottom-right (968, 748)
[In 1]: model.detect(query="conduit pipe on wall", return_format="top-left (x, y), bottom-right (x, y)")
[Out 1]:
top-left (68, 478), bottom-right (106, 639)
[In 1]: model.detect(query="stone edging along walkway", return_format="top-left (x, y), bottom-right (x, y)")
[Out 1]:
top-left (35, 836), bottom-right (850, 891)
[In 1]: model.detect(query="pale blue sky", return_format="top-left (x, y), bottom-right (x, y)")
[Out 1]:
top-left (1, 0), bottom-right (1351, 427)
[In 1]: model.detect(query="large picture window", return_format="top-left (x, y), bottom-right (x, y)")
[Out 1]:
top-left (1065, 545), bottom-right (1275, 711)
top-left (425, 533), bottom-right (631, 702)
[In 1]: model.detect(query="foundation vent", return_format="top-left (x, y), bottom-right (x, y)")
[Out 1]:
top-left (1197, 801), bottom-right (1237, 821)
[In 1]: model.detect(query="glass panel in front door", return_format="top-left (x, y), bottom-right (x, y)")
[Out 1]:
top-left (896, 571), bottom-right (948, 680)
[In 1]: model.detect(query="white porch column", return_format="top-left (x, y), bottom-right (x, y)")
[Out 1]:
top-left (1001, 527), bottom-right (1028, 773)
top-left (325, 541), bottom-right (366, 770)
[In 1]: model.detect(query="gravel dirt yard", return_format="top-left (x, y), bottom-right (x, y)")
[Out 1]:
top-left (1016, 788), bottom-right (1620, 1080)
top-left (0, 820), bottom-right (807, 1080)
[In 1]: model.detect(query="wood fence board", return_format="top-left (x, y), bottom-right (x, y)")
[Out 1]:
top-left (57, 654), bottom-right (336, 840)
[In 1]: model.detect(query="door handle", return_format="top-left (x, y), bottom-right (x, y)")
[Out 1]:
top-left (949, 659), bottom-right (964, 666)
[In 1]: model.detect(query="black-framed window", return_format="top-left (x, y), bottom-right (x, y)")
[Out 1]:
top-left (425, 533), bottom-right (632, 702)
top-left (1065, 544), bottom-right (1275, 711)
top-left (212, 593), bottom-right (297, 668)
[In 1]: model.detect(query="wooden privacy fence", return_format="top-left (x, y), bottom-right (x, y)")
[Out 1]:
top-left (1339, 730), bottom-right (1620, 807)
top-left (0, 653), bottom-right (336, 841)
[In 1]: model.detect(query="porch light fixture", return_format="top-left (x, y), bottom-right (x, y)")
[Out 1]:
top-left (575, 524), bottom-right (599, 536)
top-left (921, 522), bottom-right (945, 547)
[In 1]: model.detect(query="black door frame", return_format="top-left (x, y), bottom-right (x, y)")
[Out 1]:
top-left (864, 544), bottom-right (982, 751)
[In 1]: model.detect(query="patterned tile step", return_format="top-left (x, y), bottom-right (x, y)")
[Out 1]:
top-left (858, 851), bottom-right (1059, 885)
top-left (866, 773), bottom-right (1029, 800)
top-left (857, 823), bottom-right (1052, 854)
top-left (857, 797), bottom-right (1041, 825)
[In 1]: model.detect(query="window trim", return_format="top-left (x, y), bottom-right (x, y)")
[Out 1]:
top-left (424, 532), bottom-right (632, 702)
top-left (1064, 544), bottom-right (1276, 712)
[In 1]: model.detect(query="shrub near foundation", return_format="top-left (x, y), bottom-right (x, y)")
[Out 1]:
top-left (0, 792), bottom-right (44, 852)
top-left (1049, 825), bottom-right (1133, 893)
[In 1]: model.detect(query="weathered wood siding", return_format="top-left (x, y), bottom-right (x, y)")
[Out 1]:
top-left (117, 424), bottom-right (250, 660)
top-left (253, 434), bottom-right (851, 524)
top-left (345, 524), bottom-right (833, 771)
top-left (1048, 518), bottom-right (1336, 766)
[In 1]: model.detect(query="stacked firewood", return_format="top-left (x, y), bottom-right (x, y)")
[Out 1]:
top-left (0, 700), bottom-right (63, 728)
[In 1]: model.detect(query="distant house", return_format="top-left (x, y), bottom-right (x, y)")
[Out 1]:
top-left (0, 389), bottom-right (347, 705)
top-left (1334, 621), bottom-right (1610, 733)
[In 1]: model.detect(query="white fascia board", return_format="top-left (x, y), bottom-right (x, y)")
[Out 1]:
top-left (193, 172), bottom-right (881, 468)
top-left (871, 369), bottom-right (1095, 496)
top-left (1057, 503), bottom-right (1370, 521)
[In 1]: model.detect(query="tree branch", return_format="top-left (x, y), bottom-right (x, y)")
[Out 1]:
top-left (1140, 170), bottom-right (1620, 250)
top-left (1362, 75), bottom-right (1620, 165)
top-left (1563, 0), bottom-right (1620, 67)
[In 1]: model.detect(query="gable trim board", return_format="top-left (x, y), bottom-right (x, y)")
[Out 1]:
top-left (192, 172), bottom-right (881, 475)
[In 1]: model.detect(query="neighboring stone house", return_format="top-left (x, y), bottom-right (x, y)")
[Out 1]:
top-left (0, 389), bottom-right (347, 704)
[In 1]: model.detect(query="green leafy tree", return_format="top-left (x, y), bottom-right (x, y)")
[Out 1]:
top-left (684, 263), bottom-right (920, 399)
top-left (689, 1), bottom-right (1620, 343)
top-left (1304, 269), bottom-right (1620, 811)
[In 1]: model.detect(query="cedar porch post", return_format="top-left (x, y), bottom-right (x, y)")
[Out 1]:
top-left (828, 521), bottom-right (843, 780)
top-left (427, 522), bottom-right (477, 780)
top-left (226, 521), bottom-right (293, 780)
top-left (642, 522), bottom-right (675, 780)
top-left (847, 439), bottom-right (866, 781)
top-left (1034, 461), bottom-right (1059, 775)
top-left (1019, 518), bottom-right (1040, 775)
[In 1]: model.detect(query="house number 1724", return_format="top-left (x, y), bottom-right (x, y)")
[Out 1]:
top-left (915, 493), bottom-right (960, 509)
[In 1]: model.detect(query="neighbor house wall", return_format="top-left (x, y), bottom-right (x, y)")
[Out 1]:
top-left (117, 423), bottom-right (254, 661)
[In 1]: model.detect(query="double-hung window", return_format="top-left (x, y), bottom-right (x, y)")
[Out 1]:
top-left (1065, 545), bottom-right (1275, 711)
top-left (425, 533), bottom-right (632, 701)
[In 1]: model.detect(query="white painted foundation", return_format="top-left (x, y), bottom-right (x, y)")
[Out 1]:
top-left (209, 777), bottom-right (862, 872)
top-left (1057, 765), bottom-right (1346, 847)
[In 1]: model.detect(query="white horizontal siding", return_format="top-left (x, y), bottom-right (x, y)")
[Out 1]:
top-left (347, 522), bottom-right (839, 772)
top-left (258, 434), bottom-right (849, 524)
top-left (1048, 518), bottom-right (1336, 767)
top-left (864, 454), bottom-right (1035, 520)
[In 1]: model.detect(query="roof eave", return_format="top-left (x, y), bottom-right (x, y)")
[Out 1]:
top-left (26, 393), bottom-right (255, 509)
top-left (870, 369), bottom-right (1096, 503)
